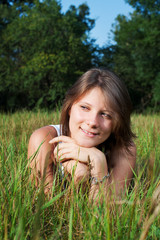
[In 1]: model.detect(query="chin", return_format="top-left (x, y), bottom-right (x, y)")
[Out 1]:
top-left (77, 140), bottom-right (97, 148)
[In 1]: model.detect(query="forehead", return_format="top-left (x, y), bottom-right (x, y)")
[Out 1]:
top-left (74, 87), bottom-right (111, 108)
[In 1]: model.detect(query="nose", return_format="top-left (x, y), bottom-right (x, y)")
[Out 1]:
top-left (86, 112), bottom-right (99, 128)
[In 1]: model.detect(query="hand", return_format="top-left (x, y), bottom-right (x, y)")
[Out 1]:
top-left (49, 135), bottom-right (91, 164)
top-left (49, 136), bottom-right (91, 184)
top-left (62, 160), bottom-right (90, 185)
top-left (49, 136), bottom-right (108, 179)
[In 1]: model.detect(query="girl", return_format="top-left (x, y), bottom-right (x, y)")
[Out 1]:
top-left (28, 68), bottom-right (136, 200)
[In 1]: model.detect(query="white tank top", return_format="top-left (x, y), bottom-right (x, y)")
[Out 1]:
top-left (50, 124), bottom-right (64, 176)
top-left (50, 124), bottom-right (61, 136)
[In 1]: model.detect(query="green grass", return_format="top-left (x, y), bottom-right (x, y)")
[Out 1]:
top-left (0, 111), bottom-right (160, 239)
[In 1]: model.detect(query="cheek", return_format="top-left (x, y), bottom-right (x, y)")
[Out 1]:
top-left (101, 123), bottom-right (113, 141)
top-left (69, 109), bottom-right (81, 133)
top-left (103, 121), bottom-right (113, 132)
top-left (70, 107), bottom-right (83, 123)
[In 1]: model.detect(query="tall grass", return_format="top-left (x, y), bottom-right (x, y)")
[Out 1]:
top-left (0, 111), bottom-right (160, 239)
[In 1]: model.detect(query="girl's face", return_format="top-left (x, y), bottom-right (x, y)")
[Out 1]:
top-left (69, 87), bottom-right (113, 148)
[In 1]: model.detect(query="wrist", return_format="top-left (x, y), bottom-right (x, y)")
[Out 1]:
top-left (90, 172), bottom-right (110, 185)
top-left (90, 153), bottom-right (108, 179)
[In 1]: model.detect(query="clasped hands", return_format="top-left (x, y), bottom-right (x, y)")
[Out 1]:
top-left (49, 136), bottom-right (108, 181)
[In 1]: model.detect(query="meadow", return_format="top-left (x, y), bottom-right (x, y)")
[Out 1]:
top-left (0, 111), bottom-right (160, 240)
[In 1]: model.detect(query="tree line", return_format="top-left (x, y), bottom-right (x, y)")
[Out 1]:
top-left (0, 0), bottom-right (159, 112)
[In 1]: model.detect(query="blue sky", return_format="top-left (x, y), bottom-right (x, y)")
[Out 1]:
top-left (60, 0), bottom-right (134, 47)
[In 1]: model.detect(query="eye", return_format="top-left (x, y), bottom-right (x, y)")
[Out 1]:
top-left (101, 112), bottom-right (112, 119)
top-left (80, 105), bottom-right (89, 111)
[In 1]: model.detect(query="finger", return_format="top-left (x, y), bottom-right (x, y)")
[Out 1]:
top-left (53, 144), bottom-right (68, 161)
top-left (49, 136), bottom-right (74, 144)
top-left (54, 141), bottom-right (79, 159)
top-left (54, 143), bottom-right (73, 156)
top-left (56, 142), bottom-right (76, 152)
top-left (54, 146), bottom-right (74, 162)
top-left (57, 152), bottom-right (75, 162)
top-left (54, 143), bottom-right (81, 162)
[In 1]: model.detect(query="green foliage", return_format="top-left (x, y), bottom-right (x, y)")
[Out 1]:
top-left (153, 73), bottom-right (160, 103)
top-left (101, 0), bottom-right (160, 111)
top-left (0, 111), bottom-right (160, 239)
top-left (0, 0), bottom-right (96, 111)
top-left (0, 0), bottom-right (34, 7)
top-left (1, 0), bottom-right (160, 112)
top-left (126, 0), bottom-right (160, 15)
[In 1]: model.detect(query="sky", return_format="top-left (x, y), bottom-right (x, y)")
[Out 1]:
top-left (60, 0), bottom-right (134, 47)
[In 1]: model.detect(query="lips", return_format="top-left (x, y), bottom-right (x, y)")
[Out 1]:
top-left (80, 127), bottom-right (99, 137)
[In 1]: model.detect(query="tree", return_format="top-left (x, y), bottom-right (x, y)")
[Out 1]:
top-left (0, 0), bottom-right (96, 111)
top-left (101, 0), bottom-right (160, 110)
top-left (126, 0), bottom-right (160, 15)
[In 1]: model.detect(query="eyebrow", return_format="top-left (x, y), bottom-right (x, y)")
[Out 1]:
top-left (79, 101), bottom-right (113, 113)
top-left (79, 101), bottom-right (92, 106)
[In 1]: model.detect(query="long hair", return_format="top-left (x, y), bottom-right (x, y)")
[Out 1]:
top-left (60, 68), bottom-right (136, 154)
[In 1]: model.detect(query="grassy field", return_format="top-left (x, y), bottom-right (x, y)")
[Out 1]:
top-left (0, 111), bottom-right (160, 240)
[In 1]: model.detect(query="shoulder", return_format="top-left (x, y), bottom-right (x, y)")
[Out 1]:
top-left (108, 142), bottom-right (136, 186)
top-left (110, 142), bottom-right (136, 169)
top-left (29, 126), bottom-right (58, 146)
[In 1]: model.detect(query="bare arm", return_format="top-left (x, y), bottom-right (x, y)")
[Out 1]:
top-left (28, 126), bottom-right (57, 192)
top-left (62, 160), bottom-right (89, 185)
top-left (108, 144), bottom-right (136, 195)
top-left (28, 127), bottom-right (89, 192)
top-left (49, 135), bottom-right (136, 200)
top-left (90, 143), bottom-right (136, 200)
top-left (50, 136), bottom-right (109, 188)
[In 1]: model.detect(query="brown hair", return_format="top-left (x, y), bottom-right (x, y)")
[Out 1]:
top-left (60, 68), bottom-right (135, 153)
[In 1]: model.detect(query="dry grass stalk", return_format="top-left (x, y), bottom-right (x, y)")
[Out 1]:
top-left (139, 184), bottom-right (160, 240)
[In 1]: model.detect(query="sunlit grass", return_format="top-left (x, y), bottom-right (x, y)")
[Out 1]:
top-left (0, 111), bottom-right (160, 239)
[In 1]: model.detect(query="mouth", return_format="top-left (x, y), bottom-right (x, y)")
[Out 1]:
top-left (80, 127), bottom-right (99, 137)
